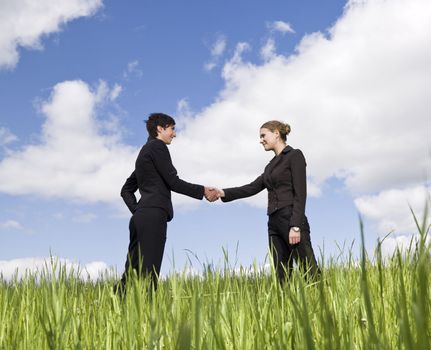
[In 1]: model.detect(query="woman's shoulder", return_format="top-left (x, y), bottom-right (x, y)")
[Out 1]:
top-left (146, 138), bottom-right (168, 151)
top-left (282, 145), bottom-right (304, 156)
top-left (290, 148), bottom-right (306, 166)
top-left (282, 146), bottom-right (306, 163)
top-left (145, 139), bottom-right (171, 161)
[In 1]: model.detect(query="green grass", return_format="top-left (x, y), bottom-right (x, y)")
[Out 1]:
top-left (1, 217), bottom-right (430, 349)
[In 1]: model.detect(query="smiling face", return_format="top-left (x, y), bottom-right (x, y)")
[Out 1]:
top-left (259, 127), bottom-right (279, 151)
top-left (157, 124), bottom-right (176, 144)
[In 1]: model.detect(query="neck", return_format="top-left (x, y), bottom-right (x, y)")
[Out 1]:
top-left (156, 135), bottom-right (167, 144)
top-left (274, 142), bottom-right (286, 156)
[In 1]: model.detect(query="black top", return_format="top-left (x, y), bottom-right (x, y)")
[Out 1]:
top-left (221, 145), bottom-right (307, 227)
top-left (121, 138), bottom-right (205, 221)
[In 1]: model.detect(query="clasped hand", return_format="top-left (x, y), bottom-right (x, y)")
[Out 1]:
top-left (204, 187), bottom-right (224, 202)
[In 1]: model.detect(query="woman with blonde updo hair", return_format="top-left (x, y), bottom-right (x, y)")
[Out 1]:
top-left (217, 120), bottom-right (320, 282)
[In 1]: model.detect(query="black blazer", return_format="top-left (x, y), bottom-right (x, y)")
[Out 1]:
top-left (222, 145), bottom-right (307, 227)
top-left (121, 138), bottom-right (204, 221)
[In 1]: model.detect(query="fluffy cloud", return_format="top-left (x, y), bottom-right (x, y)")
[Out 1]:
top-left (1, 0), bottom-right (430, 241)
top-left (123, 60), bottom-right (143, 79)
top-left (204, 35), bottom-right (227, 71)
top-left (261, 38), bottom-right (276, 61)
top-left (0, 80), bottom-right (137, 203)
top-left (0, 127), bottom-right (18, 146)
top-left (0, 257), bottom-right (111, 281)
top-left (0, 0), bottom-right (103, 69)
top-left (380, 233), bottom-right (430, 258)
top-left (355, 185), bottom-right (430, 235)
top-left (267, 20), bottom-right (295, 34)
top-left (170, 0), bottom-right (431, 229)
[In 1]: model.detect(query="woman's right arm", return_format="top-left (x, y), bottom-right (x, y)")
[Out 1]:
top-left (221, 175), bottom-right (265, 202)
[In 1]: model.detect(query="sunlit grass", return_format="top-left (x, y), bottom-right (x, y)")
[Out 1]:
top-left (1, 211), bottom-right (430, 349)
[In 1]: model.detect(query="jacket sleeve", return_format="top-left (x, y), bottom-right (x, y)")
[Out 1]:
top-left (290, 150), bottom-right (307, 227)
top-left (221, 174), bottom-right (265, 202)
top-left (120, 171), bottom-right (139, 214)
top-left (151, 141), bottom-right (205, 200)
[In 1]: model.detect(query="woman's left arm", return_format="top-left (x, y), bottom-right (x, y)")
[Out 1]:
top-left (151, 141), bottom-right (205, 199)
top-left (121, 171), bottom-right (139, 213)
top-left (290, 150), bottom-right (307, 228)
top-left (220, 174), bottom-right (265, 202)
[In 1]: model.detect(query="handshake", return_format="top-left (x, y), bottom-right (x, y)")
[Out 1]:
top-left (204, 187), bottom-right (224, 202)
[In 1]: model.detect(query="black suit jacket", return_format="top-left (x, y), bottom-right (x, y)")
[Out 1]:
top-left (222, 145), bottom-right (307, 227)
top-left (121, 138), bottom-right (204, 221)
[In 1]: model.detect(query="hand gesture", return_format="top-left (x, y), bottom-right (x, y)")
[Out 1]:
top-left (204, 187), bottom-right (220, 202)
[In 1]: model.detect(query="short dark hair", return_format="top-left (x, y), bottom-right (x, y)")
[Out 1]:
top-left (145, 113), bottom-right (176, 138)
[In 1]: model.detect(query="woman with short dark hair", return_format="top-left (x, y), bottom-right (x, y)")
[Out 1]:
top-left (116, 113), bottom-right (217, 293)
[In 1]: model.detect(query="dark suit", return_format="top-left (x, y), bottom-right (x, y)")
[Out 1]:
top-left (222, 145), bottom-right (319, 281)
top-left (120, 138), bottom-right (204, 289)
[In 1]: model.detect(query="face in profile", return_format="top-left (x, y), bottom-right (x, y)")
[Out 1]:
top-left (157, 125), bottom-right (176, 144)
top-left (259, 127), bottom-right (279, 151)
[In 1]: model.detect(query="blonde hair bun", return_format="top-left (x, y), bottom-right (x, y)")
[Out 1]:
top-left (260, 120), bottom-right (291, 141)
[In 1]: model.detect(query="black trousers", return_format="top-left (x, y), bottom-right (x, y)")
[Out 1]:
top-left (268, 206), bottom-right (320, 282)
top-left (121, 207), bottom-right (167, 290)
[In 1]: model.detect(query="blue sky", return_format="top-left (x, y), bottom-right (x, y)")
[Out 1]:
top-left (1, 0), bottom-right (430, 279)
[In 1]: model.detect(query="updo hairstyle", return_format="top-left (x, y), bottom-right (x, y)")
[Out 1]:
top-left (260, 120), bottom-right (291, 142)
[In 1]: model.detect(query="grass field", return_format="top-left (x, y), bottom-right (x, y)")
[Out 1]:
top-left (1, 216), bottom-right (429, 349)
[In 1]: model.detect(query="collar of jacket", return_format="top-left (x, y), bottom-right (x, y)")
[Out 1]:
top-left (281, 145), bottom-right (293, 154)
top-left (264, 145), bottom-right (293, 189)
top-left (147, 137), bottom-right (167, 146)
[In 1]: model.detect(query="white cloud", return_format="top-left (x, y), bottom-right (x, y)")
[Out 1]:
top-left (260, 38), bottom-right (276, 61)
top-left (0, 80), bottom-right (138, 203)
top-left (268, 20), bottom-right (295, 34)
top-left (204, 62), bottom-right (217, 72)
top-left (109, 83), bottom-right (122, 101)
top-left (211, 36), bottom-right (227, 57)
top-left (204, 35), bottom-right (227, 72)
top-left (379, 234), bottom-right (427, 258)
top-left (168, 0), bottom-right (431, 225)
top-left (123, 60), bottom-right (143, 79)
top-left (0, 127), bottom-right (18, 146)
top-left (0, 220), bottom-right (23, 230)
top-left (261, 21), bottom-right (294, 62)
top-left (175, 98), bottom-right (194, 130)
top-left (0, 257), bottom-right (112, 281)
top-left (355, 185), bottom-right (430, 235)
top-left (0, 0), bottom-right (103, 69)
top-left (221, 42), bottom-right (251, 81)
top-left (1, 0), bottom-right (430, 240)
top-left (177, 98), bottom-right (193, 119)
top-left (0, 79), bottom-right (217, 210)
